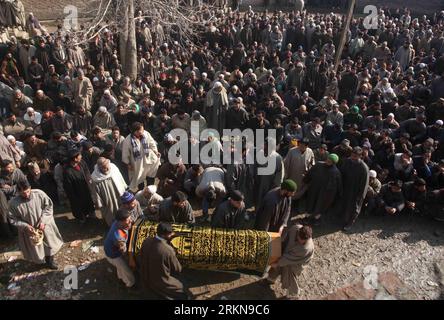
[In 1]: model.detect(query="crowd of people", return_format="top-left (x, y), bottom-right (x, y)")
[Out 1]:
top-left (0, 4), bottom-right (443, 299)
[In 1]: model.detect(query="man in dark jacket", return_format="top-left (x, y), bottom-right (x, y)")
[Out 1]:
top-left (211, 190), bottom-right (247, 229)
top-left (254, 179), bottom-right (297, 234)
top-left (158, 191), bottom-right (195, 224)
top-left (139, 222), bottom-right (188, 300)
top-left (340, 147), bottom-right (369, 230)
top-left (375, 180), bottom-right (405, 216)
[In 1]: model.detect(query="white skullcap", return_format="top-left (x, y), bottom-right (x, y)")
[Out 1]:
top-left (147, 185), bottom-right (157, 194)
top-left (436, 120), bottom-right (443, 126)
top-left (64, 76), bottom-right (71, 81)
top-left (213, 81), bottom-right (223, 88)
top-left (93, 77), bottom-right (100, 82)
top-left (369, 170), bottom-right (377, 178)
top-left (388, 113), bottom-right (395, 118)
top-left (165, 133), bottom-right (175, 142)
top-left (201, 72), bottom-right (207, 77)
top-left (7, 135), bottom-right (15, 141)
top-left (303, 91), bottom-right (309, 97)
top-left (104, 89), bottom-right (111, 95)
top-left (98, 106), bottom-right (107, 113)
top-left (27, 107), bottom-right (35, 113)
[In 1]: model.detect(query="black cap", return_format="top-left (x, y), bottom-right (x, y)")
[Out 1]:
top-left (83, 141), bottom-right (93, 149)
top-left (230, 190), bottom-right (244, 202)
top-left (157, 222), bottom-right (173, 236)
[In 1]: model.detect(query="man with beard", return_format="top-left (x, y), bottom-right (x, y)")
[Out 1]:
top-left (402, 178), bottom-right (427, 215)
top-left (121, 122), bottom-right (160, 192)
top-left (225, 98), bottom-right (249, 130)
top-left (158, 191), bottom-right (194, 225)
top-left (51, 106), bottom-right (73, 135)
top-left (255, 137), bottom-right (285, 209)
top-left (284, 138), bottom-right (315, 202)
top-left (119, 191), bottom-right (144, 223)
top-left (254, 179), bottom-right (297, 235)
top-left (340, 147), bottom-right (369, 231)
top-left (8, 180), bottom-right (63, 270)
top-left (225, 145), bottom-right (255, 209)
top-left (91, 157), bottom-right (127, 226)
top-left (211, 190), bottom-right (247, 229)
top-left (205, 81), bottom-right (229, 133)
top-left (375, 180), bottom-right (406, 216)
top-left (62, 148), bottom-right (96, 223)
top-left (72, 69), bottom-right (94, 111)
top-left (0, 159), bottom-right (28, 201)
top-left (304, 154), bottom-right (342, 226)
top-left (72, 106), bottom-right (93, 137)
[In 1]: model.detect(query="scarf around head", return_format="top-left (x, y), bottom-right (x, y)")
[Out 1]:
top-left (91, 162), bottom-right (127, 195)
top-left (206, 86), bottom-right (229, 108)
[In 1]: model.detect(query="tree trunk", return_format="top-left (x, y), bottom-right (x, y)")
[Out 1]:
top-left (120, 0), bottom-right (137, 80)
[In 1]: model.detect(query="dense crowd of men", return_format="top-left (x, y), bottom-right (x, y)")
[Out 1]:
top-left (0, 4), bottom-right (443, 299)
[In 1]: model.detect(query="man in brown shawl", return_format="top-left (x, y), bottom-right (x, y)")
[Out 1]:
top-left (205, 81), bottom-right (229, 133)
top-left (72, 69), bottom-right (94, 111)
top-left (138, 222), bottom-right (189, 300)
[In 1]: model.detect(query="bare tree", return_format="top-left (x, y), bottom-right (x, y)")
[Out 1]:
top-left (68, 0), bottom-right (217, 79)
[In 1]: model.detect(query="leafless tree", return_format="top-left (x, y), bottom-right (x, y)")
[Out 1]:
top-left (67, 0), bottom-right (218, 79)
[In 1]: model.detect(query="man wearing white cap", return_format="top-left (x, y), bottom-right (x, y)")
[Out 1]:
top-left (205, 81), bottom-right (229, 133)
top-left (91, 157), bottom-right (128, 226)
top-left (93, 106), bottom-right (116, 135)
top-left (426, 119), bottom-right (443, 141)
top-left (383, 113), bottom-right (400, 130)
top-left (365, 169), bottom-right (382, 215)
top-left (136, 185), bottom-right (164, 220)
top-left (100, 89), bottom-right (118, 113)
top-left (23, 107), bottom-right (42, 129)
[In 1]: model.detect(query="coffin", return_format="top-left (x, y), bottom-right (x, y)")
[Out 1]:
top-left (128, 218), bottom-right (281, 276)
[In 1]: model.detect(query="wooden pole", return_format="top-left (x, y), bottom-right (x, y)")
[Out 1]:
top-left (334, 0), bottom-right (356, 73)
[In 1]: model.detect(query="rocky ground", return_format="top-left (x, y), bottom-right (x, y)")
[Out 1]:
top-left (1, 207), bottom-right (443, 300)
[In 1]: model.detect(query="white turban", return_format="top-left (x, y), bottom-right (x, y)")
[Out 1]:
top-left (369, 170), bottom-right (377, 178)
top-left (147, 185), bottom-right (157, 194)
top-left (98, 106), bottom-right (107, 113)
top-left (213, 81), bottom-right (223, 89)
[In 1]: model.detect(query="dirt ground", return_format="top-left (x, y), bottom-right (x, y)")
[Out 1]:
top-left (2, 1), bottom-right (443, 301)
top-left (1, 205), bottom-right (443, 300)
